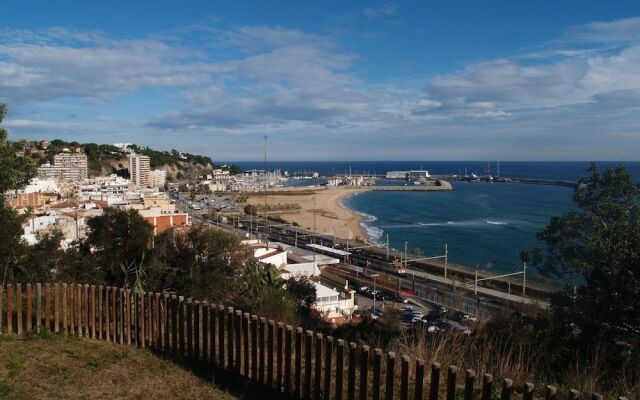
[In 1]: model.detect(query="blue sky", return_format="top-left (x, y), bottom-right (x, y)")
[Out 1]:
top-left (1, 1), bottom-right (640, 161)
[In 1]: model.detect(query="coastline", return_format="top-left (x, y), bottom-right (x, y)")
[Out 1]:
top-left (244, 187), bottom-right (368, 240)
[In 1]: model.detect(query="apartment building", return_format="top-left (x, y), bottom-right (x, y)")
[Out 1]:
top-left (129, 154), bottom-right (151, 189)
top-left (38, 153), bottom-right (88, 183)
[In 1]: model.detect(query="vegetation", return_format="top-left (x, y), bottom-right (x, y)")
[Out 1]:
top-left (0, 334), bottom-right (236, 400)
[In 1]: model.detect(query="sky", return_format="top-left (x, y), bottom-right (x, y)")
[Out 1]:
top-left (1, 1), bottom-right (640, 161)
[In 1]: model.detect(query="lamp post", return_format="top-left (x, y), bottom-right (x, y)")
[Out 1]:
top-left (371, 273), bottom-right (380, 316)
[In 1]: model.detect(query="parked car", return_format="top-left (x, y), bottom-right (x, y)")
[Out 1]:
top-left (450, 311), bottom-right (466, 322)
top-left (463, 315), bottom-right (478, 323)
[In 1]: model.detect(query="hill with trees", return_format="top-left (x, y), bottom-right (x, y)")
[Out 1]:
top-left (25, 138), bottom-right (241, 180)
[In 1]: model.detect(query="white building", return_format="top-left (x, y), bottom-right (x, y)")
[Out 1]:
top-left (129, 154), bottom-right (151, 189)
top-left (38, 153), bottom-right (88, 183)
top-left (78, 174), bottom-right (130, 199)
top-left (313, 282), bottom-right (356, 321)
top-left (149, 169), bottom-right (167, 188)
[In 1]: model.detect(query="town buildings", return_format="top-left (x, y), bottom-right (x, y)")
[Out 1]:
top-left (38, 152), bottom-right (88, 183)
top-left (149, 169), bottom-right (167, 188)
top-left (129, 154), bottom-right (151, 189)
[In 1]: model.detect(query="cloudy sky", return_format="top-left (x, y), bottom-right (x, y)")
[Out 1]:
top-left (1, 1), bottom-right (640, 161)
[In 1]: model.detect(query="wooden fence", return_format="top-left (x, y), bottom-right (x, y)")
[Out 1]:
top-left (0, 283), bottom-right (626, 400)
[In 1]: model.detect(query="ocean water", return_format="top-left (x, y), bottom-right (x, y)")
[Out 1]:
top-left (226, 161), bottom-right (640, 283)
top-left (344, 182), bottom-right (576, 283)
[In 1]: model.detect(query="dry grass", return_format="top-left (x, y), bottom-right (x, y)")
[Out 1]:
top-left (0, 333), bottom-right (236, 400)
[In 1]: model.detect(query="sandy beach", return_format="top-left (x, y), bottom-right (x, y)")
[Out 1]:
top-left (244, 187), bottom-right (369, 240)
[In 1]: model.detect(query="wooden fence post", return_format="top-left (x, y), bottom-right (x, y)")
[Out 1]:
top-left (163, 294), bottom-right (170, 355)
top-left (400, 355), bottom-right (409, 400)
top-left (179, 297), bottom-right (187, 358)
top-left (348, 342), bottom-right (357, 400)
top-left (522, 383), bottom-right (534, 400)
top-left (251, 315), bottom-right (258, 381)
top-left (17, 283), bottom-right (23, 335)
top-left (141, 293), bottom-right (147, 349)
top-left (243, 313), bottom-right (250, 377)
top-left (544, 385), bottom-right (557, 400)
top-left (481, 374), bottom-right (493, 400)
top-left (110, 287), bottom-right (115, 341)
top-left (201, 301), bottom-right (208, 362)
top-left (314, 333), bottom-right (323, 400)
top-left (446, 366), bottom-right (457, 400)
top-left (130, 290), bottom-right (136, 346)
top-left (186, 299), bottom-right (193, 357)
top-left (218, 305), bottom-right (225, 367)
top-left (45, 283), bottom-right (51, 332)
top-left (83, 284), bottom-right (89, 337)
top-left (359, 345), bottom-right (370, 400)
top-left (209, 303), bottom-right (217, 367)
top-left (226, 308), bottom-right (234, 370)
top-left (90, 285), bottom-right (95, 339)
top-left (104, 287), bottom-right (110, 341)
top-left (26, 283), bottom-right (32, 334)
top-left (303, 330), bottom-right (313, 400)
top-left (118, 288), bottom-right (124, 344)
top-left (295, 327), bottom-right (303, 398)
top-left (259, 317), bottom-right (267, 384)
top-left (336, 339), bottom-right (345, 400)
top-left (97, 286), bottom-right (103, 340)
top-left (464, 370), bottom-right (475, 400)
top-left (235, 310), bottom-right (242, 374)
top-left (385, 352), bottom-right (395, 400)
top-left (36, 283), bottom-right (42, 333)
top-left (284, 325), bottom-right (293, 396)
top-left (267, 320), bottom-right (275, 388)
top-left (77, 284), bottom-right (82, 337)
top-left (429, 362), bottom-right (440, 400)
top-left (414, 359), bottom-right (425, 400)
top-left (6, 284), bottom-right (13, 334)
top-left (54, 284), bottom-right (60, 333)
top-left (501, 378), bottom-right (513, 400)
top-left (324, 336), bottom-right (334, 400)
top-left (173, 296), bottom-right (180, 357)
top-left (277, 322), bottom-right (284, 391)
top-left (372, 349), bottom-right (382, 400)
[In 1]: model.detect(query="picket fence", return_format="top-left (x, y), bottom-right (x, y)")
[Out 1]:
top-left (0, 283), bottom-right (625, 400)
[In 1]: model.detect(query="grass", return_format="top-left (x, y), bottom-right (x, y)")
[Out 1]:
top-left (0, 333), bottom-right (237, 400)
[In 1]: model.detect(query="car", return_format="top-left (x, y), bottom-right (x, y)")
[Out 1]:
top-left (450, 311), bottom-right (466, 322)
top-left (463, 315), bottom-right (478, 323)
top-left (427, 325), bottom-right (440, 333)
top-left (394, 296), bottom-right (409, 304)
top-left (358, 286), bottom-right (369, 294)
top-left (411, 311), bottom-right (424, 319)
top-left (401, 305), bottom-right (413, 312)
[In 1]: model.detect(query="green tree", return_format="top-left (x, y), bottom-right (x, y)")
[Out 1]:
top-left (286, 276), bottom-right (317, 313)
top-left (0, 103), bottom-right (37, 285)
top-left (84, 208), bottom-right (153, 287)
top-left (0, 104), bottom-right (36, 196)
top-left (533, 164), bottom-right (640, 365)
top-left (153, 225), bottom-right (247, 301)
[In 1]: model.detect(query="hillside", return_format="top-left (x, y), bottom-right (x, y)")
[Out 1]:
top-left (25, 139), bottom-right (232, 180)
top-left (0, 334), bottom-right (236, 400)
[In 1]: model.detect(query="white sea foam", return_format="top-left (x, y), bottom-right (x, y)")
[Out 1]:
top-left (485, 220), bottom-right (508, 225)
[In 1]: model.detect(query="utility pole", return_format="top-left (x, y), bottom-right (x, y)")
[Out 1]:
top-left (371, 273), bottom-right (379, 316)
top-left (522, 261), bottom-right (527, 296)
top-left (474, 265), bottom-right (478, 295)
top-left (444, 244), bottom-right (449, 279)
top-left (404, 241), bottom-right (408, 269)
top-left (386, 234), bottom-right (389, 259)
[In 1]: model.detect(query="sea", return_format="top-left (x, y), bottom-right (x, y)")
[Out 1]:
top-left (225, 161), bottom-right (640, 284)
